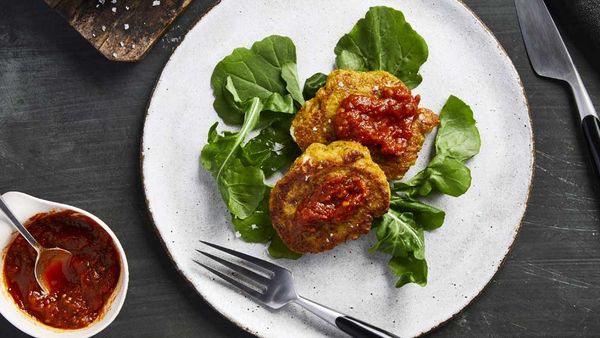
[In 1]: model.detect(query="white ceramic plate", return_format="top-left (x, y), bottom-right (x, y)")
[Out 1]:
top-left (141, 1), bottom-right (533, 337)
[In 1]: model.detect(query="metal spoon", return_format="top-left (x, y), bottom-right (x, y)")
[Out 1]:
top-left (0, 195), bottom-right (72, 294)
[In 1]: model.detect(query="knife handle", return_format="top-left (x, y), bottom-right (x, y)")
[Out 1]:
top-left (582, 115), bottom-right (600, 177)
top-left (568, 74), bottom-right (600, 176)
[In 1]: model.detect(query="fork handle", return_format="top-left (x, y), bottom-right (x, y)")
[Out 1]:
top-left (335, 316), bottom-right (399, 338)
top-left (295, 296), bottom-right (399, 338)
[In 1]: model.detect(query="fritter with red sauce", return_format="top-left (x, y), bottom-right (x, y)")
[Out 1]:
top-left (292, 69), bottom-right (439, 179)
top-left (270, 141), bottom-right (390, 253)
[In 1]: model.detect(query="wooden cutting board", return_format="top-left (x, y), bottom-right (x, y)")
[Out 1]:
top-left (44, 0), bottom-right (193, 62)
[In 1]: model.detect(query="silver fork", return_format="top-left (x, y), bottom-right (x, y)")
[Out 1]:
top-left (194, 241), bottom-right (399, 338)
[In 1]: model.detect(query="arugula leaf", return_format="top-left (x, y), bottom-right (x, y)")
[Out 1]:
top-left (201, 97), bottom-right (266, 218)
top-left (219, 158), bottom-right (266, 219)
top-left (392, 96), bottom-right (478, 198)
top-left (202, 74), bottom-right (299, 219)
top-left (303, 72), bottom-right (328, 100)
top-left (371, 210), bottom-right (425, 260)
top-left (390, 195), bottom-right (445, 230)
top-left (334, 6), bottom-right (429, 88)
top-left (281, 63), bottom-right (305, 105)
top-left (435, 96), bottom-right (481, 161)
top-left (336, 50), bottom-right (367, 72)
top-left (232, 188), bottom-right (275, 243)
top-left (268, 233), bottom-right (302, 259)
top-left (242, 119), bottom-right (301, 177)
top-left (211, 35), bottom-right (302, 124)
top-left (200, 124), bottom-right (235, 173)
top-left (389, 255), bottom-right (428, 287)
top-left (225, 75), bottom-right (295, 116)
top-left (371, 210), bottom-right (427, 287)
top-left (204, 36), bottom-right (306, 258)
top-left (261, 93), bottom-right (295, 115)
top-left (394, 155), bottom-right (472, 197)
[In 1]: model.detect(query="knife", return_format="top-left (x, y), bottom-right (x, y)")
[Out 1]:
top-left (515, 0), bottom-right (600, 176)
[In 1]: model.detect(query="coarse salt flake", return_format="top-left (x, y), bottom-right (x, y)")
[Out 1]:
top-left (112, 7), bottom-right (116, 13)
top-left (124, 23), bottom-right (129, 30)
top-left (251, 224), bottom-right (258, 230)
top-left (119, 41), bottom-right (124, 47)
top-left (152, 0), bottom-right (160, 6)
top-left (125, 6), bottom-right (129, 10)
top-left (101, 25), bottom-right (106, 31)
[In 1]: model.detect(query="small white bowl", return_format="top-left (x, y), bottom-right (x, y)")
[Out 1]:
top-left (0, 192), bottom-right (129, 337)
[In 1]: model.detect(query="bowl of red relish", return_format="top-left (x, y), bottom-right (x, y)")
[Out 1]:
top-left (0, 192), bottom-right (129, 337)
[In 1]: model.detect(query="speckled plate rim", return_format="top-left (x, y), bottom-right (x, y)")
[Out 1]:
top-left (139, 1), bottom-right (535, 337)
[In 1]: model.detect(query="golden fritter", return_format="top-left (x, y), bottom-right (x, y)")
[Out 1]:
top-left (292, 69), bottom-right (439, 180)
top-left (270, 141), bottom-right (390, 253)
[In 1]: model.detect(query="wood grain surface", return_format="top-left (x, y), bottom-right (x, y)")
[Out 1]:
top-left (1, 0), bottom-right (599, 336)
top-left (44, 0), bottom-right (193, 62)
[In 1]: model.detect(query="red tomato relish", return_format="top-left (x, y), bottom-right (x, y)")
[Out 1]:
top-left (333, 86), bottom-right (421, 156)
top-left (296, 175), bottom-right (368, 231)
top-left (3, 210), bottom-right (120, 329)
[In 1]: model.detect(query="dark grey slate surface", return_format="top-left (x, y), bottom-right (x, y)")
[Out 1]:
top-left (1, 0), bottom-right (599, 336)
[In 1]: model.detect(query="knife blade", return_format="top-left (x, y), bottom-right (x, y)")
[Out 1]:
top-left (515, 0), bottom-right (600, 177)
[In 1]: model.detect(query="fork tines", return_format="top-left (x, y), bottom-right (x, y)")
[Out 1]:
top-left (200, 241), bottom-right (281, 272)
top-left (193, 241), bottom-right (281, 299)
top-left (192, 259), bottom-right (264, 299)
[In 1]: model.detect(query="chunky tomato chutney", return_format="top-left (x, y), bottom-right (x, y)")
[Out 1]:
top-left (295, 174), bottom-right (368, 231)
top-left (333, 86), bottom-right (421, 156)
top-left (3, 210), bottom-right (120, 329)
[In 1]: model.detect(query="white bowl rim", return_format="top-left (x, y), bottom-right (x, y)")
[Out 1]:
top-left (0, 191), bottom-right (129, 338)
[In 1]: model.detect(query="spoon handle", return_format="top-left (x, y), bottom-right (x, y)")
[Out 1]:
top-left (0, 195), bottom-right (42, 252)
